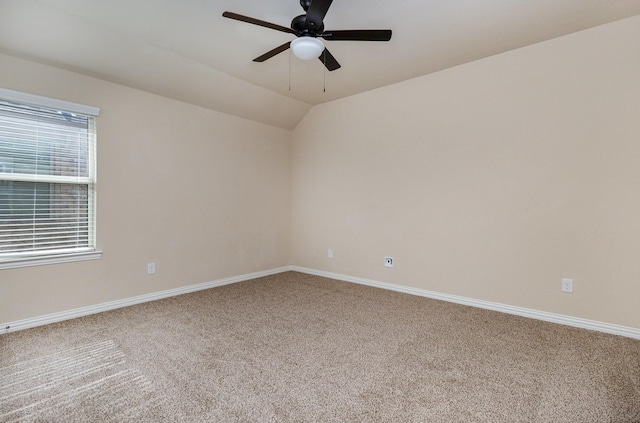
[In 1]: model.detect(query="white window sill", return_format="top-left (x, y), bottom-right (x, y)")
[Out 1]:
top-left (0, 251), bottom-right (103, 270)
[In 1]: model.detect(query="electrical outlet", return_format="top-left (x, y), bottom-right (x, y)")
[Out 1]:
top-left (328, 249), bottom-right (333, 258)
top-left (384, 257), bottom-right (394, 267)
top-left (561, 278), bottom-right (573, 293)
top-left (147, 263), bottom-right (156, 275)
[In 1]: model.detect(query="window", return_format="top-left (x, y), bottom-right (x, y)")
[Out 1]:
top-left (0, 88), bottom-right (100, 268)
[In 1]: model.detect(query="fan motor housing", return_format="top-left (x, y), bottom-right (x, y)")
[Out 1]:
top-left (291, 14), bottom-right (324, 35)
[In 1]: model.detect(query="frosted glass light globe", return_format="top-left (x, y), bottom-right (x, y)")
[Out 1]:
top-left (291, 37), bottom-right (324, 60)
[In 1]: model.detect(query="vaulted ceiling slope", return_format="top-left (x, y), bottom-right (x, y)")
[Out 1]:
top-left (1, 0), bottom-right (640, 129)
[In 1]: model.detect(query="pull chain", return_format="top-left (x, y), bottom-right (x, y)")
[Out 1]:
top-left (288, 49), bottom-right (328, 93)
top-left (288, 50), bottom-right (292, 91)
top-left (323, 50), bottom-right (326, 92)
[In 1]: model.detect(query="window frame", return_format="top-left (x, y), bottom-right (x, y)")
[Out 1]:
top-left (0, 88), bottom-right (102, 270)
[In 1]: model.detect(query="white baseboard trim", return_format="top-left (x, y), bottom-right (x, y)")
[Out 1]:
top-left (291, 266), bottom-right (640, 340)
top-left (2, 266), bottom-right (292, 334)
top-left (5, 265), bottom-right (639, 340)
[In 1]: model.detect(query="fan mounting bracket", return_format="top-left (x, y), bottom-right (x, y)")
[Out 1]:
top-left (300, 0), bottom-right (312, 11)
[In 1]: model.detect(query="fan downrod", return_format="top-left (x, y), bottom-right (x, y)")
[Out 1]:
top-left (300, 0), bottom-right (312, 11)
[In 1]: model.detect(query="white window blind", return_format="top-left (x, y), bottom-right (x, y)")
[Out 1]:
top-left (0, 91), bottom-right (98, 260)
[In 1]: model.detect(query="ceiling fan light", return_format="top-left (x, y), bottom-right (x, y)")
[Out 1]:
top-left (291, 37), bottom-right (324, 60)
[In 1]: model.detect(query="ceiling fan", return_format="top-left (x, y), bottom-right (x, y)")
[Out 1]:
top-left (222, 0), bottom-right (392, 71)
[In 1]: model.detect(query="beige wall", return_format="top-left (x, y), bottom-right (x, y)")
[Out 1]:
top-left (0, 53), bottom-right (292, 323)
top-left (291, 16), bottom-right (640, 329)
top-left (2, 15), bottom-right (640, 331)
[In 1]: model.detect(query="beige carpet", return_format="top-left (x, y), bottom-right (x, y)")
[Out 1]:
top-left (1, 271), bottom-right (639, 422)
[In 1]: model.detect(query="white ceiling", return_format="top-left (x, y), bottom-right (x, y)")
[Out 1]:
top-left (1, 0), bottom-right (640, 129)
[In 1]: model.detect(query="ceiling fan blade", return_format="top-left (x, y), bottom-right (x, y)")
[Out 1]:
top-left (253, 42), bottom-right (291, 62)
top-left (222, 11), bottom-right (295, 34)
top-left (305, 0), bottom-right (333, 30)
top-left (322, 29), bottom-right (392, 41)
top-left (319, 48), bottom-right (341, 71)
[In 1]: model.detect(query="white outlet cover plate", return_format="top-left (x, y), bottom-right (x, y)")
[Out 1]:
top-left (384, 257), bottom-right (394, 267)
